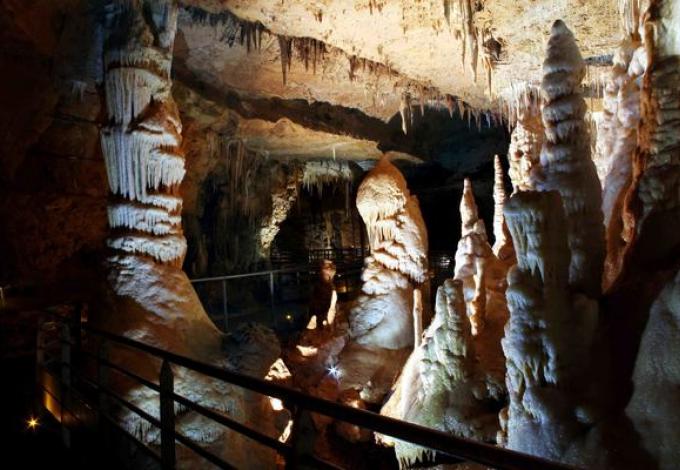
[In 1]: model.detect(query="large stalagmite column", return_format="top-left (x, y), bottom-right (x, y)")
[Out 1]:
top-left (502, 191), bottom-right (598, 463)
top-left (533, 20), bottom-right (605, 298)
top-left (99, 0), bottom-right (221, 356)
top-left (96, 3), bottom-right (278, 468)
top-left (349, 157), bottom-right (428, 349)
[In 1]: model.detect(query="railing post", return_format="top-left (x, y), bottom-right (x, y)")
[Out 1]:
top-left (285, 404), bottom-right (316, 470)
top-left (222, 279), bottom-right (228, 331)
top-left (71, 303), bottom-right (83, 365)
top-left (60, 320), bottom-right (72, 448)
top-left (97, 341), bottom-right (109, 427)
top-left (159, 360), bottom-right (176, 469)
top-left (269, 271), bottom-right (275, 323)
top-left (35, 316), bottom-right (45, 414)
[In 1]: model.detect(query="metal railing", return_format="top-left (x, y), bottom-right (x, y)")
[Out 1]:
top-left (190, 265), bottom-right (362, 331)
top-left (35, 306), bottom-right (578, 470)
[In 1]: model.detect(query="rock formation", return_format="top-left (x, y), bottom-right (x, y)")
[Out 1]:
top-left (96, 2), bottom-right (277, 468)
top-left (454, 179), bottom-right (493, 336)
top-left (380, 279), bottom-right (503, 468)
top-left (349, 157), bottom-right (428, 349)
top-left (328, 156), bottom-right (427, 404)
top-left (506, 85), bottom-right (543, 193)
top-left (501, 191), bottom-right (598, 463)
top-left (492, 155), bottom-right (514, 263)
top-left (625, 1), bottom-right (680, 468)
top-left (597, 37), bottom-right (645, 289)
top-left (531, 20), bottom-right (605, 298)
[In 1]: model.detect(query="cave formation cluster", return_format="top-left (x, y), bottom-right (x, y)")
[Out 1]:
top-left (3, 0), bottom-right (679, 469)
top-left (101, 1), bottom-right (680, 468)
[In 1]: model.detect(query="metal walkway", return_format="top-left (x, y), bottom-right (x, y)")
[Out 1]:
top-left (33, 305), bottom-right (577, 470)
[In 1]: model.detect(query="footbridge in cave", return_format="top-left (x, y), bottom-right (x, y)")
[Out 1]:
top-left (29, 304), bottom-right (575, 470)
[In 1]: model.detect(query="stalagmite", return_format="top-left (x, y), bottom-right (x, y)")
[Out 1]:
top-left (379, 279), bottom-right (502, 467)
top-left (492, 155), bottom-right (514, 262)
top-left (97, 2), bottom-right (278, 468)
top-left (453, 179), bottom-right (493, 335)
top-left (412, 288), bottom-right (423, 348)
top-left (501, 191), bottom-right (598, 463)
top-left (350, 157), bottom-right (428, 349)
top-left (532, 20), bottom-right (605, 298)
top-left (506, 84), bottom-right (543, 193)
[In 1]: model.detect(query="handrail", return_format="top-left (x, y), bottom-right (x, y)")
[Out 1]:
top-left (81, 323), bottom-right (577, 470)
top-left (190, 265), bottom-right (313, 283)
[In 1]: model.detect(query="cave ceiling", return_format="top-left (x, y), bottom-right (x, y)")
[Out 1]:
top-left (175, 0), bottom-right (619, 163)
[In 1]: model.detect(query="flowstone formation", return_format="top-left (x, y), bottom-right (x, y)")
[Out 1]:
top-left (96, 2), bottom-right (278, 467)
top-left (597, 37), bottom-right (644, 288)
top-left (379, 279), bottom-right (503, 468)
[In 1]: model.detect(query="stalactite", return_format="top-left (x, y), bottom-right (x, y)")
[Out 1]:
top-left (399, 92), bottom-right (412, 135)
top-left (278, 35), bottom-right (293, 85)
top-left (302, 160), bottom-right (353, 197)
